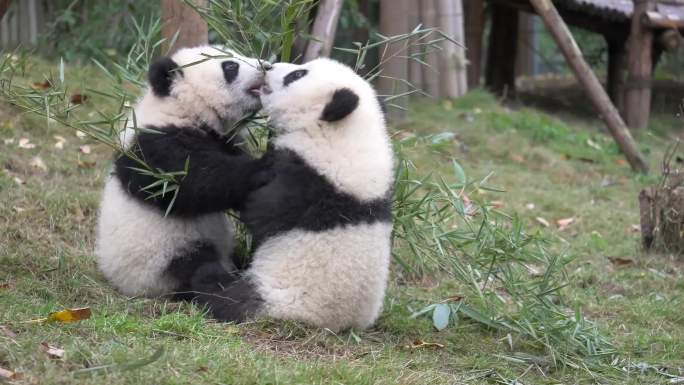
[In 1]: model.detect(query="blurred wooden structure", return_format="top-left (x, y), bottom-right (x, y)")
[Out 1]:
top-left (161, 0), bottom-right (208, 54)
top-left (471, 0), bottom-right (684, 130)
top-left (0, 0), bottom-right (44, 49)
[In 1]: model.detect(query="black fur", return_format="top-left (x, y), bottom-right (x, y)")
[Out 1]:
top-left (283, 69), bottom-right (308, 87)
top-left (321, 88), bottom-right (359, 122)
top-left (148, 57), bottom-right (182, 97)
top-left (190, 262), bottom-right (263, 322)
top-left (115, 124), bottom-right (273, 217)
top-left (241, 148), bottom-right (392, 247)
top-left (222, 61), bottom-right (240, 84)
top-left (166, 241), bottom-right (230, 301)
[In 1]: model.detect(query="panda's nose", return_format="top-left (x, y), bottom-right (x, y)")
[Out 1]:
top-left (261, 62), bottom-right (273, 71)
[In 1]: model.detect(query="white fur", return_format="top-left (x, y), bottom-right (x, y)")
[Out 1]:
top-left (261, 59), bottom-right (394, 201)
top-left (97, 45), bottom-right (266, 297)
top-left (250, 58), bottom-right (394, 330)
top-left (247, 222), bottom-right (392, 331)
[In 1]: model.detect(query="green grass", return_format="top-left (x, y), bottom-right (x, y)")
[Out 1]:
top-left (1, 59), bottom-right (682, 384)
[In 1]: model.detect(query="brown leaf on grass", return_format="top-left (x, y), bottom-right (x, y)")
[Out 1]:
top-left (630, 224), bottom-right (640, 233)
top-left (31, 80), bottom-right (51, 89)
top-left (510, 154), bottom-right (525, 163)
top-left (79, 145), bottom-right (91, 154)
top-left (76, 131), bottom-right (86, 139)
top-left (444, 295), bottom-right (464, 302)
top-left (70, 93), bottom-right (88, 104)
top-left (27, 307), bottom-right (91, 324)
top-left (615, 158), bottom-right (627, 166)
top-left (77, 157), bottom-right (96, 169)
top-left (1, 325), bottom-right (17, 339)
top-left (40, 342), bottom-right (65, 359)
top-left (407, 339), bottom-right (445, 349)
top-left (608, 257), bottom-right (634, 267)
top-left (556, 217), bottom-right (575, 231)
top-left (54, 135), bottom-right (67, 150)
top-left (18, 138), bottom-right (35, 149)
top-left (0, 283), bottom-right (9, 290)
top-left (0, 367), bottom-right (21, 380)
top-left (490, 200), bottom-right (504, 209)
top-left (197, 366), bottom-right (209, 373)
top-left (29, 156), bottom-right (48, 172)
top-left (535, 217), bottom-right (550, 227)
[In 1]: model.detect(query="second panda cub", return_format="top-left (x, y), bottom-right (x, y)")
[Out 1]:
top-left (192, 58), bottom-right (394, 332)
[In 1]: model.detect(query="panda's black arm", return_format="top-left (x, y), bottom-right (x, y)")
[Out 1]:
top-left (115, 131), bottom-right (271, 216)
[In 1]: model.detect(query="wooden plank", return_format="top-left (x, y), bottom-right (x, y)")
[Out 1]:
top-left (643, 10), bottom-right (684, 29)
top-left (529, 0), bottom-right (649, 173)
top-left (624, 0), bottom-right (655, 130)
top-left (303, 0), bottom-right (343, 61)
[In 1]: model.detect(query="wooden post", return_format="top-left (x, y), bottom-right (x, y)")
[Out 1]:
top-left (378, 0), bottom-right (409, 120)
top-left (485, 3), bottom-right (518, 96)
top-left (624, 0), bottom-right (655, 130)
top-left (0, 0), bottom-right (11, 21)
top-left (302, 0), bottom-right (343, 61)
top-left (606, 37), bottom-right (627, 115)
top-left (516, 11), bottom-right (535, 77)
top-left (421, 0), bottom-right (441, 98)
top-left (408, 0), bottom-right (424, 92)
top-left (529, 0), bottom-right (649, 173)
top-left (463, 0), bottom-right (485, 88)
top-left (161, 0), bottom-right (208, 55)
top-left (436, 0), bottom-right (467, 98)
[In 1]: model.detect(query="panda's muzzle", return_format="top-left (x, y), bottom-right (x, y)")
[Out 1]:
top-left (247, 81), bottom-right (264, 97)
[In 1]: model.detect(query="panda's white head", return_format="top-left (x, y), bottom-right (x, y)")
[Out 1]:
top-left (259, 58), bottom-right (385, 135)
top-left (136, 45), bottom-right (268, 132)
top-left (260, 58), bottom-right (393, 201)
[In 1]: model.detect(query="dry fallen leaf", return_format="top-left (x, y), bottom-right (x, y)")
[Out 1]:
top-left (3, 138), bottom-right (14, 145)
top-left (77, 158), bottom-right (97, 169)
top-left (586, 139), bottom-right (602, 150)
top-left (608, 257), bottom-right (634, 267)
top-left (13, 207), bottom-right (25, 213)
top-left (0, 325), bottom-right (17, 339)
top-left (31, 80), bottom-right (51, 89)
top-left (76, 131), bottom-right (86, 139)
top-left (29, 156), bottom-right (48, 172)
top-left (535, 217), bottom-right (550, 227)
top-left (79, 145), bottom-right (91, 154)
top-left (556, 217), bottom-right (575, 231)
top-left (615, 158), bottom-right (627, 166)
top-left (525, 203), bottom-right (535, 210)
top-left (18, 138), bottom-right (36, 149)
top-left (490, 200), bottom-right (504, 209)
top-left (630, 224), bottom-right (640, 233)
top-left (408, 339), bottom-right (445, 349)
top-left (13, 176), bottom-right (24, 186)
top-left (54, 135), bottom-right (67, 150)
top-left (0, 366), bottom-right (20, 380)
top-left (40, 342), bottom-right (65, 359)
top-left (70, 93), bottom-right (88, 104)
top-left (510, 154), bottom-right (525, 163)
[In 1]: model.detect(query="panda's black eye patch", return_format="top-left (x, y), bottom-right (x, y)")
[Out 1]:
top-left (283, 69), bottom-right (308, 86)
top-left (222, 61), bottom-right (240, 84)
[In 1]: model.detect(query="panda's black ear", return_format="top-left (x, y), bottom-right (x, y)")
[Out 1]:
top-left (148, 57), bottom-right (183, 97)
top-left (321, 88), bottom-right (359, 122)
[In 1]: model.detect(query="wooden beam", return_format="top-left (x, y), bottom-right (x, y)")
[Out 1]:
top-left (625, 0), bottom-right (655, 130)
top-left (485, 3), bottom-right (518, 96)
top-left (529, 0), bottom-right (649, 173)
top-left (643, 10), bottom-right (684, 29)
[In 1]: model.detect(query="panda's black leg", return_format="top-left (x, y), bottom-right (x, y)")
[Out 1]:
top-left (165, 241), bottom-right (235, 301)
top-left (190, 264), bottom-right (263, 323)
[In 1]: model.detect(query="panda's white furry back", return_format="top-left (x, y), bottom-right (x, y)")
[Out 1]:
top-left (96, 45), bottom-right (271, 298)
top-left (191, 58), bottom-right (394, 331)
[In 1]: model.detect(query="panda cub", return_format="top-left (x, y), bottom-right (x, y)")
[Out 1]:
top-left (96, 45), bottom-right (271, 298)
top-left (192, 58), bottom-right (394, 332)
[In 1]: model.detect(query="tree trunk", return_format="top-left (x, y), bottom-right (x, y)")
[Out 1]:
top-left (485, 4), bottom-right (518, 96)
top-left (529, 0), bottom-right (648, 173)
top-left (421, 0), bottom-right (441, 98)
top-left (624, 0), bottom-right (655, 130)
top-left (303, 0), bottom-right (343, 61)
top-left (516, 11), bottom-right (535, 77)
top-left (640, 182), bottom-right (684, 255)
top-left (463, 0), bottom-right (485, 88)
top-left (0, 0), bottom-right (12, 21)
top-left (378, 0), bottom-right (409, 120)
top-left (436, 0), bottom-right (467, 98)
top-left (408, 0), bottom-right (424, 92)
top-left (161, 0), bottom-right (208, 55)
